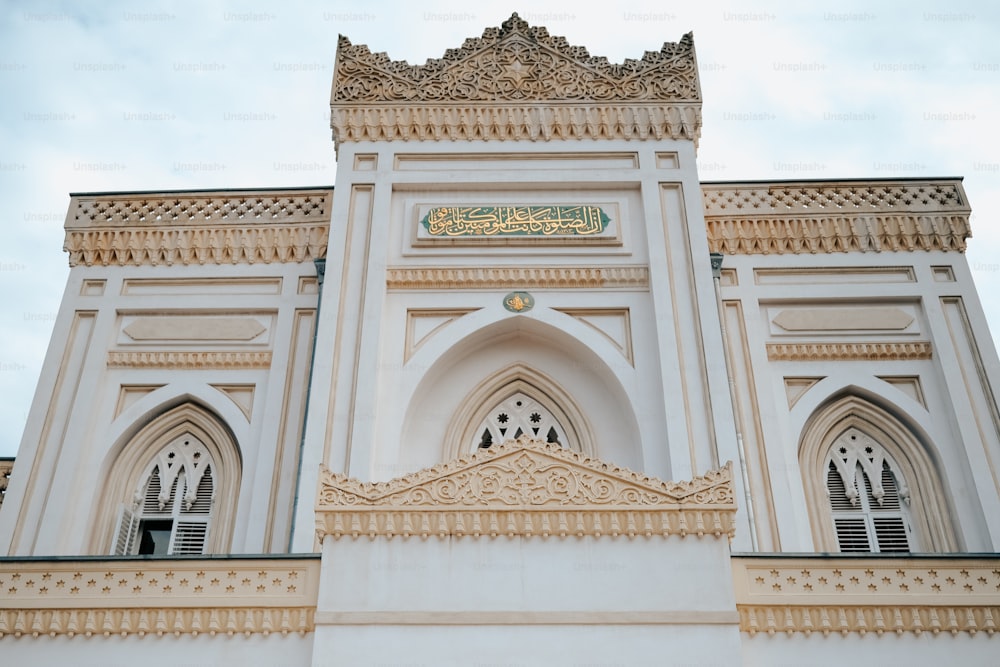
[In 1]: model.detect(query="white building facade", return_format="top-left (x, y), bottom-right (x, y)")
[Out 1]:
top-left (1, 14), bottom-right (998, 666)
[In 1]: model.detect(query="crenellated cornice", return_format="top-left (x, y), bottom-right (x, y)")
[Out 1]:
top-left (63, 189), bottom-right (331, 267)
top-left (330, 13), bottom-right (702, 145)
top-left (702, 179), bottom-right (971, 255)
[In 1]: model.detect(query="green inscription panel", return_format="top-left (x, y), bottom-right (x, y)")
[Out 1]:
top-left (421, 206), bottom-right (610, 237)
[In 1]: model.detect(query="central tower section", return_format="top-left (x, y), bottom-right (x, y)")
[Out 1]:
top-left (295, 12), bottom-right (739, 553)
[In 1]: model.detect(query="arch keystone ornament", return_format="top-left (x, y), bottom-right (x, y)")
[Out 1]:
top-left (315, 437), bottom-right (735, 540)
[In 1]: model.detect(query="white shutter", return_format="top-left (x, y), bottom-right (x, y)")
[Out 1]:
top-left (112, 505), bottom-right (139, 556)
top-left (170, 521), bottom-right (209, 554)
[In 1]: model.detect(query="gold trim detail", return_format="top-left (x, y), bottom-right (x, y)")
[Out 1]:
top-left (386, 266), bottom-right (649, 290)
top-left (315, 437), bottom-right (735, 540)
top-left (766, 342), bottom-right (932, 361)
top-left (107, 351), bottom-right (272, 369)
top-left (702, 180), bottom-right (970, 255)
top-left (0, 607), bottom-right (314, 637)
top-left (64, 190), bottom-right (331, 267)
top-left (739, 605), bottom-right (998, 636)
top-left (331, 14), bottom-right (701, 145)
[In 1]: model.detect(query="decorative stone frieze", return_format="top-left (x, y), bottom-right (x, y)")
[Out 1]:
top-left (330, 13), bottom-right (702, 145)
top-left (0, 557), bottom-right (319, 638)
top-left (733, 556), bottom-right (1000, 635)
top-left (765, 342), bottom-right (932, 361)
top-left (385, 266), bottom-right (650, 290)
top-left (64, 189), bottom-right (331, 267)
top-left (315, 437), bottom-right (735, 540)
top-left (702, 180), bottom-right (971, 255)
top-left (107, 351), bottom-right (273, 369)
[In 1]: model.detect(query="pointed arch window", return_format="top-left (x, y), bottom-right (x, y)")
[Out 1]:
top-left (94, 402), bottom-right (241, 556)
top-left (114, 434), bottom-right (216, 555)
top-left (826, 428), bottom-right (912, 553)
top-left (799, 395), bottom-right (958, 553)
top-left (474, 391), bottom-right (569, 450)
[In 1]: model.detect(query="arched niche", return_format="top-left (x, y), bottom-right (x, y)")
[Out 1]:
top-left (798, 393), bottom-right (959, 552)
top-left (90, 402), bottom-right (242, 555)
top-left (394, 314), bottom-right (642, 475)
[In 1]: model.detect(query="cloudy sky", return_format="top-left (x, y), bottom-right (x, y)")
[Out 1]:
top-left (1, 0), bottom-right (998, 457)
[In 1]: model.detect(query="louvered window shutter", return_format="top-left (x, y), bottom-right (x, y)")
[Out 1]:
top-left (828, 458), bottom-right (911, 553)
top-left (167, 466), bottom-right (213, 555)
top-left (828, 461), bottom-right (872, 552)
top-left (112, 505), bottom-right (139, 555)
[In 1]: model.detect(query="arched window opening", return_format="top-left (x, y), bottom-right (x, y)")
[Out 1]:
top-left (473, 391), bottom-right (569, 451)
top-left (114, 434), bottom-right (216, 555)
top-left (826, 428), bottom-right (912, 553)
top-left (799, 394), bottom-right (958, 553)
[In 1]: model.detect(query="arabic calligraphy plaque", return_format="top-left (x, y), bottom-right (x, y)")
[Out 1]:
top-left (421, 205), bottom-right (610, 237)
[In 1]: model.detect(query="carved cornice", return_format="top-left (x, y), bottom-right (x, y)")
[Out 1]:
top-left (385, 266), bottom-right (650, 290)
top-left (733, 556), bottom-right (1000, 635)
top-left (0, 607), bottom-right (314, 638)
top-left (739, 605), bottom-right (998, 636)
top-left (107, 351), bottom-right (273, 369)
top-left (64, 190), bottom-right (331, 267)
top-left (766, 342), bottom-right (932, 361)
top-left (315, 437), bottom-right (735, 540)
top-left (0, 558), bottom-right (319, 638)
top-left (702, 180), bottom-right (971, 255)
top-left (331, 13), bottom-right (702, 144)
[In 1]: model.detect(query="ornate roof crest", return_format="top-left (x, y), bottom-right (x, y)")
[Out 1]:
top-left (330, 13), bottom-right (703, 144)
top-left (315, 437), bottom-right (735, 540)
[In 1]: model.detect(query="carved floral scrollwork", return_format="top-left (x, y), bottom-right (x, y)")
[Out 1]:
top-left (333, 14), bottom-right (700, 104)
top-left (330, 13), bottom-right (702, 144)
top-left (315, 437), bottom-right (735, 540)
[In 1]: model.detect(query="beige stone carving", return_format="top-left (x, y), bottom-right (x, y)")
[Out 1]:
top-left (0, 607), bottom-right (314, 638)
top-left (766, 342), bottom-right (932, 361)
top-left (739, 605), bottom-right (998, 636)
top-left (211, 384), bottom-right (256, 419)
top-left (331, 13), bottom-right (702, 145)
top-left (64, 190), bottom-right (331, 267)
top-left (702, 180), bottom-right (971, 255)
top-left (772, 308), bottom-right (913, 332)
top-left (733, 557), bottom-right (1000, 635)
top-left (386, 266), bottom-right (650, 290)
top-left (0, 558), bottom-right (318, 637)
top-left (123, 317), bottom-right (266, 342)
top-left (315, 437), bottom-right (735, 540)
top-left (107, 351), bottom-right (272, 369)
top-left (783, 377), bottom-right (823, 408)
top-left (554, 308), bottom-right (634, 364)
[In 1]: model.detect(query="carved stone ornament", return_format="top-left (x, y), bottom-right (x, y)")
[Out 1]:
top-left (702, 180), bottom-right (971, 255)
top-left (315, 437), bottom-right (735, 540)
top-left (64, 189), bottom-right (331, 268)
top-left (330, 13), bottom-right (702, 145)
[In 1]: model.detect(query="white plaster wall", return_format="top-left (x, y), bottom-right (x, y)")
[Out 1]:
top-left (740, 633), bottom-right (1000, 667)
top-left (295, 137), bottom-right (736, 554)
top-left (0, 633), bottom-right (314, 667)
top-left (0, 259), bottom-right (320, 556)
top-left (315, 625), bottom-right (740, 667)
top-left (720, 249), bottom-right (1000, 553)
top-left (314, 534), bottom-right (742, 666)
